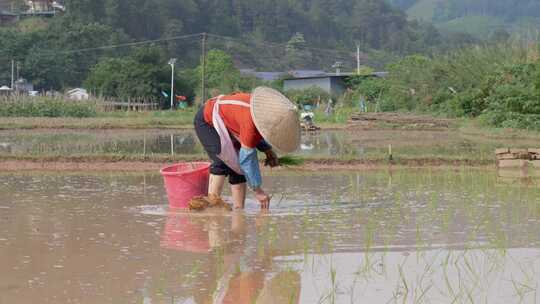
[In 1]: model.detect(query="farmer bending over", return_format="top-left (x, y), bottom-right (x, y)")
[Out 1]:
top-left (194, 87), bottom-right (300, 210)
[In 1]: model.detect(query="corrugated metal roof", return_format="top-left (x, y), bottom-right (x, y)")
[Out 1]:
top-left (240, 69), bottom-right (388, 82)
top-left (288, 70), bottom-right (327, 78)
top-left (286, 71), bottom-right (388, 80)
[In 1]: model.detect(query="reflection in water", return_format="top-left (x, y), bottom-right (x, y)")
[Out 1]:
top-left (0, 171), bottom-right (539, 303)
top-left (0, 130), bottom-right (202, 156)
top-left (299, 132), bottom-right (363, 157)
top-left (156, 211), bottom-right (301, 304)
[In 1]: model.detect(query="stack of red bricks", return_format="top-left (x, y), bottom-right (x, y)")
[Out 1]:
top-left (496, 148), bottom-right (540, 177)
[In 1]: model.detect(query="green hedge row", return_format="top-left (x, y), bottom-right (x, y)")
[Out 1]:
top-left (0, 98), bottom-right (98, 118)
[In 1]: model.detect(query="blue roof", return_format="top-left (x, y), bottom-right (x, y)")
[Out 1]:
top-left (285, 71), bottom-right (388, 80)
top-left (240, 69), bottom-right (388, 81)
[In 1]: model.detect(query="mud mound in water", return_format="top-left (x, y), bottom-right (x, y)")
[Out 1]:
top-left (349, 112), bottom-right (453, 129)
top-left (188, 194), bottom-right (233, 211)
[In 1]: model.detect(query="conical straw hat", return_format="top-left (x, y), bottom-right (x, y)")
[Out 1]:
top-left (250, 87), bottom-right (300, 153)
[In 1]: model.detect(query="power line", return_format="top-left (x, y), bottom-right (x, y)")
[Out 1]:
top-left (0, 32), bottom-right (365, 73)
top-left (206, 33), bottom-right (357, 58)
top-left (0, 39), bottom-right (204, 62)
top-left (1, 32), bottom-right (357, 61)
top-left (0, 33), bottom-right (204, 58)
top-left (55, 33), bottom-right (203, 55)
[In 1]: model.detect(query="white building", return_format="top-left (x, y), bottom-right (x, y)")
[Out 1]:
top-left (0, 85), bottom-right (12, 95)
top-left (67, 88), bottom-right (89, 100)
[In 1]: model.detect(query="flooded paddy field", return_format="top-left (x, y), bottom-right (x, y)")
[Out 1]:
top-left (1, 170), bottom-right (539, 303)
top-left (0, 129), bottom-right (204, 157)
top-left (1, 129), bottom-right (538, 161)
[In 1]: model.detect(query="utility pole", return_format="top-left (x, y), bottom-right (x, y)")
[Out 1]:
top-left (332, 61), bottom-right (343, 76)
top-left (356, 44), bottom-right (361, 75)
top-left (11, 59), bottom-right (15, 90)
top-left (201, 32), bottom-right (207, 105)
top-left (168, 58), bottom-right (177, 110)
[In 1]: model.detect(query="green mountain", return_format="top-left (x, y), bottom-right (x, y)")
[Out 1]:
top-left (401, 0), bottom-right (540, 39)
top-left (406, 0), bottom-right (441, 21)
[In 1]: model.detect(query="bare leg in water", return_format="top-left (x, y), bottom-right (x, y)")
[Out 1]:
top-left (209, 174), bottom-right (246, 209)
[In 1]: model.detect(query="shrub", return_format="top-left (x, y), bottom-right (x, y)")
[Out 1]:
top-left (365, 43), bottom-right (540, 130)
top-left (285, 86), bottom-right (331, 107)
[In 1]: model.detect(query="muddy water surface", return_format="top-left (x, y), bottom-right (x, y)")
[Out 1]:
top-left (1, 170), bottom-right (540, 303)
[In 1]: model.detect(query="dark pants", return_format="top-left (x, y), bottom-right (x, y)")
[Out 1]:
top-left (194, 108), bottom-right (247, 185)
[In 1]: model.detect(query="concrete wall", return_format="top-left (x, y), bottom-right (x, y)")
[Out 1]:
top-left (330, 77), bottom-right (346, 96)
top-left (284, 77), bottom-right (332, 93)
top-left (284, 76), bottom-right (347, 97)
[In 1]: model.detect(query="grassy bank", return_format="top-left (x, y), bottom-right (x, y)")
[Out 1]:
top-left (2, 114), bottom-right (539, 164)
top-left (0, 95), bottom-right (199, 129)
top-left (0, 97), bottom-right (98, 118)
top-left (0, 109), bottom-right (198, 130)
top-left (2, 107), bottom-right (539, 171)
top-left (0, 108), bottom-right (354, 130)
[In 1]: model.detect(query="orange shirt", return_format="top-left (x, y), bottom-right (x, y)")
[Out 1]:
top-left (203, 92), bottom-right (263, 149)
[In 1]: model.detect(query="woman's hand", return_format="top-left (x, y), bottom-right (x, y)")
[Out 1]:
top-left (264, 149), bottom-right (280, 168)
top-left (254, 188), bottom-right (271, 210)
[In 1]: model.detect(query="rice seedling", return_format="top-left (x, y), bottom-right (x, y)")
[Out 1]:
top-left (278, 155), bottom-right (305, 166)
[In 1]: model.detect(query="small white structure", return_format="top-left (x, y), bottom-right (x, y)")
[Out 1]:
top-left (51, 1), bottom-right (65, 11)
top-left (0, 85), bottom-right (12, 96)
top-left (14, 78), bottom-right (33, 93)
top-left (67, 88), bottom-right (89, 100)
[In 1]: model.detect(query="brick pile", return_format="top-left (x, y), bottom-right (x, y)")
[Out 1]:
top-left (496, 148), bottom-right (540, 178)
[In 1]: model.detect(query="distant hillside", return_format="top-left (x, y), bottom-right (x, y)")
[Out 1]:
top-left (437, 16), bottom-right (505, 39)
top-left (406, 0), bottom-right (441, 21)
top-left (405, 0), bottom-right (540, 39)
top-left (3, 0), bottom-right (472, 91)
top-left (386, 0), bottom-right (417, 10)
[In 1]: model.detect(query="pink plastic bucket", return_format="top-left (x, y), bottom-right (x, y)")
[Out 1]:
top-left (161, 162), bottom-right (210, 209)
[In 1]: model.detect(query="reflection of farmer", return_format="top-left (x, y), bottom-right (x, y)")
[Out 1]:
top-left (194, 87), bottom-right (300, 210)
top-left (160, 211), bottom-right (301, 304)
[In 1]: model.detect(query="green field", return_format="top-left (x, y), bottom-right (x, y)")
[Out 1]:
top-left (406, 0), bottom-right (508, 39)
top-left (437, 15), bottom-right (506, 39)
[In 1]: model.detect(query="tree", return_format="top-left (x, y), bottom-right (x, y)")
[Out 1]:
top-left (285, 32), bottom-right (312, 68)
top-left (0, 0), bottom-right (480, 94)
top-left (85, 47), bottom-right (193, 105)
top-left (286, 86), bottom-right (330, 106)
top-left (193, 49), bottom-right (261, 95)
top-left (0, 17), bottom-right (129, 90)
